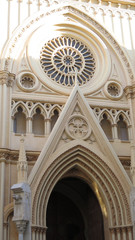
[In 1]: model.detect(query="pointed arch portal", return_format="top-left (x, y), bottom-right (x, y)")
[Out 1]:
top-left (46, 177), bottom-right (104, 240)
top-left (30, 143), bottom-right (132, 240)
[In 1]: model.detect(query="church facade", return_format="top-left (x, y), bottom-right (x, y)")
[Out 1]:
top-left (0, 0), bottom-right (135, 239)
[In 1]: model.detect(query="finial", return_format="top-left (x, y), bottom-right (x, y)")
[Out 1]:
top-left (70, 67), bottom-right (80, 86)
top-left (17, 135), bottom-right (28, 183)
top-left (74, 67), bottom-right (78, 86)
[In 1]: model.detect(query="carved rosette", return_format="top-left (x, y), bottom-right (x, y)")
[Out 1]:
top-left (65, 114), bottom-right (91, 140)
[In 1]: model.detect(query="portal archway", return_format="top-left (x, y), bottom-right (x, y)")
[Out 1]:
top-left (46, 177), bottom-right (104, 240)
top-left (30, 143), bottom-right (132, 240)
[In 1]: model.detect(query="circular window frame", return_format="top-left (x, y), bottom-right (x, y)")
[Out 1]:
top-left (104, 80), bottom-right (123, 100)
top-left (27, 24), bottom-right (111, 95)
top-left (17, 72), bottom-right (39, 92)
top-left (40, 36), bottom-right (96, 87)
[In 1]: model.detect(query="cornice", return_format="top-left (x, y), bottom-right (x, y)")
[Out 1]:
top-left (102, 0), bottom-right (135, 7)
top-left (0, 148), bottom-right (39, 163)
top-left (25, 0), bottom-right (135, 9)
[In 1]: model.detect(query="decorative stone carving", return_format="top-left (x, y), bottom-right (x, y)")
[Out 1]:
top-left (92, 106), bottom-right (130, 126)
top-left (65, 114), bottom-right (91, 140)
top-left (11, 137), bottom-right (31, 240)
top-left (0, 70), bottom-right (15, 87)
top-left (32, 146), bottom-right (131, 227)
top-left (15, 220), bottom-right (28, 234)
top-left (40, 36), bottom-right (96, 86)
top-left (17, 72), bottom-right (39, 92)
top-left (124, 84), bottom-right (135, 99)
top-left (104, 80), bottom-right (123, 100)
top-left (5, 4), bottom-right (134, 83)
top-left (11, 183), bottom-right (31, 240)
top-left (17, 137), bottom-right (28, 183)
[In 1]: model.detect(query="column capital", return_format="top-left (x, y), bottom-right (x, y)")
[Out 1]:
top-left (0, 70), bottom-right (15, 87)
top-left (16, 220), bottom-right (28, 234)
top-left (31, 225), bottom-right (47, 233)
top-left (124, 84), bottom-right (135, 99)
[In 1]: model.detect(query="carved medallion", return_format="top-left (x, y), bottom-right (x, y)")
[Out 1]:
top-left (66, 114), bottom-right (91, 140)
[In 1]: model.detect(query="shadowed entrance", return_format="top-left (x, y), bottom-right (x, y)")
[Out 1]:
top-left (46, 178), bottom-right (104, 240)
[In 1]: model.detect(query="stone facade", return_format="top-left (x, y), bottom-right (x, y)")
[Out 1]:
top-left (0, 0), bottom-right (135, 239)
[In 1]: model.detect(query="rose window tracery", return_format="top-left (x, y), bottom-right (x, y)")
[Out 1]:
top-left (40, 36), bottom-right (96, 86)
top-left (107, 83), bottom-right (119, 96)
top-left (20, 75), bottom-right (35, 89)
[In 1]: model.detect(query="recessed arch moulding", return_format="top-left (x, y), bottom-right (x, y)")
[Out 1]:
top-left (1, 5), bottom-right (133, 95)
top-left (29, 141), bottom-right (132, 235)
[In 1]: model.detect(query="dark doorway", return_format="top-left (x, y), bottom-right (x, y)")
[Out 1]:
top-left (46, 178), bottom-right (104, 240)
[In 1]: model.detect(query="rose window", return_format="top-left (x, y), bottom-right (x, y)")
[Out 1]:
top-left (20, 74), bottom-right (35, 88)
top-left (107, 83), bottom-right (120, 96)
top-left (40, 36), bottom-right (96, 86)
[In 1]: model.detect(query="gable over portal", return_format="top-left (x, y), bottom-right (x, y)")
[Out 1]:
top-left (28, 85), bottom-right (132, 238)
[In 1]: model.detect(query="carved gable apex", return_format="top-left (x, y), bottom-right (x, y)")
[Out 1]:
top-left (28, 84), bottom-right (131, 187)
top-left (56, 101), bottom-right (97, 150)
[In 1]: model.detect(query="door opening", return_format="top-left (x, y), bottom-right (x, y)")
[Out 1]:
top-left (46, 177), bottom-right (104, 240)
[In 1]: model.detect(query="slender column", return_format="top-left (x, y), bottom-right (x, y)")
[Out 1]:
top-left (116, 228), bottom-right (121, 240)
top-left (3, 222), bottom-right (8, 240)
top-left (127, 226), bottom-right (133, 240)
top-left (128, 125), bottom-right (132, 140)
top-left (110, 228), bottom-right (115, 240)
top-left (0, 159), bottom-right (5, 240)
top-left (19, 233), bottom-right (24, 240)
top-left (112, 124), bottom-right (118, 140)
top-left (122, 227), bottom-right (126, 240)
top-left (124, 86), bottom-right (135, 185)
top-left (0, 84), bottom-right (2, 146)
top-left (40, 231), bottom-right (43, 240)
top-left (35, 230), bottom-right (37, 240)
top-left (32, 230), bottom-right (36, 240)
top-left (0, 71), bottom-right (15, 148)
top-left (2, 83), bottom-right (8, 146)
top-left (45, 119), bottom-right (51, 136)
top-left (42, 231), bottom-right (46, 240)
top-left (27, 117), bottom-right (32, 134)
top-left (11, 116), bottom-right (15, 132)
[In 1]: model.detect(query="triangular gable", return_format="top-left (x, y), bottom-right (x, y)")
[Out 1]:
top-left (28, 85), bottom-right (132, 187)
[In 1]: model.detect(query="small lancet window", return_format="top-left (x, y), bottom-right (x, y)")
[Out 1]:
top-left (117, 115), bottom-right (129, 141)
top-left (100, 113), bottom-right (112, 140)
top-left (14, 106), bottom-right (26, 134)
top-left (51, 109), bottom-right (59, 130)
top-left (32, 108), bottom-right (44, 135)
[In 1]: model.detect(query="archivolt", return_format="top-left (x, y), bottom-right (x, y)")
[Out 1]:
top-left (31, 144), bottom-right (131, 228)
